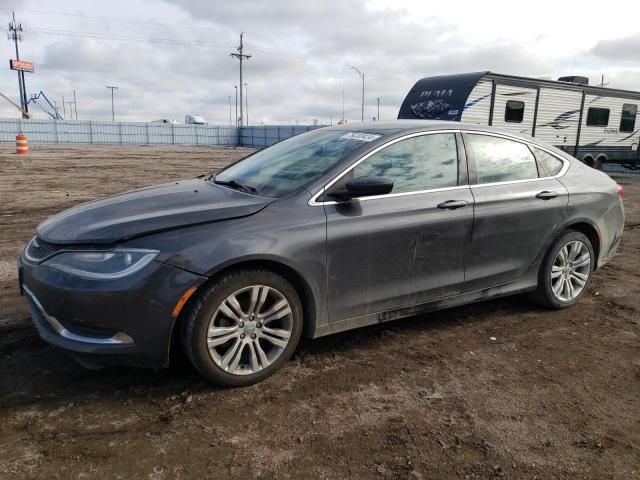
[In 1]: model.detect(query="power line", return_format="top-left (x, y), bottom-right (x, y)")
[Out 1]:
top-left (26, 26), bottom-right (235, 49)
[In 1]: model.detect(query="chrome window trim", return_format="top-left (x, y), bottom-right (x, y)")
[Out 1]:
top-left (308, 129), bottom-right (571, 206)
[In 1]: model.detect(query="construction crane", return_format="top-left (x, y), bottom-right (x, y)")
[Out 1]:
top-left (27, 91), bottom-right (63, 119)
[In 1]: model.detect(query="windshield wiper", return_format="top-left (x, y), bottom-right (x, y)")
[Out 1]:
top-left (213, 177), bottom-right (257, 194)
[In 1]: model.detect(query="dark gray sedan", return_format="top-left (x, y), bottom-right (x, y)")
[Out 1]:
top-left (18, 121), bottom-right (625, 386)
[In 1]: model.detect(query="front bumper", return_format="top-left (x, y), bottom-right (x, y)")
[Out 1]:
top-left (19, 255), bottom-right (206, 369)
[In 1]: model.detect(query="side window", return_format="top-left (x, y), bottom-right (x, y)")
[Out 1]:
top-left (505, 100), bottom-right (525, 123)
top-left (533, 147), bottom-right (564, 176)
top-left (352, 134), bottom-right (458, 193)
top-left (620, 104), bottom-right (637, 132)
top-left (466, 134), bottom-right (539, 184)
top-left (586, 107), bottom-right (610, 127)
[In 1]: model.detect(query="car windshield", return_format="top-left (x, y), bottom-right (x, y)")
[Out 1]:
top-left (212, 129), bottom-right (382, 197)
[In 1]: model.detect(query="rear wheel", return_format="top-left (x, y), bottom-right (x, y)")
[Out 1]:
top-left (182, 269), bottom-right (303, 386)
top-left (533, 230), bottom-right (594, 309)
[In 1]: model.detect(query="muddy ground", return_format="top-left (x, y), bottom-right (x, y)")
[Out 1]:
top-left (0, 144), bottom-right (638, 479)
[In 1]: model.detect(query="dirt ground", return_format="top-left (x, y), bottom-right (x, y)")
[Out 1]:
top-left (0, 144), bottom-right (639, 480)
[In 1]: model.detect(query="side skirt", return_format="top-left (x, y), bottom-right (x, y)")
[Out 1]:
top-left (313, 279), bottom-right (537, 338)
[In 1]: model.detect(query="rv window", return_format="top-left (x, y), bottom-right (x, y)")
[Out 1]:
top-left (586, 108), bottom-right (610, 127)
top-left (533, 148), bottom-right (564, 176)
top-left (465, 134), bottom-right (539, 184)
top-left (504, 100), bottom-right (525, 123)
top-left (620, 104), bottom-right (637, 132)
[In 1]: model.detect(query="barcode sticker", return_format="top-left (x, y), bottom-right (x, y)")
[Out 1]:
top-left (341, 132), bottom-right (381, 142)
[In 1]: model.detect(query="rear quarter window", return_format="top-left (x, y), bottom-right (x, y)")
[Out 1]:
top-left (533, 148), bottom-right (564, 176)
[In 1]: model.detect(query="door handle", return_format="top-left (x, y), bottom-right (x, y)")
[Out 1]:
top-left (535, 191), bottom-right (558, 200)
top-left (437, 200), bottom-right (469, 210)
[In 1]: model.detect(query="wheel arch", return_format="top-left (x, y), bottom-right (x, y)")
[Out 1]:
top-left (563, 221), bottom-right (601, 269)
top-left (169, 257), bottom-right (319, 358)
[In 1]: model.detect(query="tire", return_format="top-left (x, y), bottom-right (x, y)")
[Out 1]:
top-left (594, 157), bottom-right (605, 171)
top-left (181, 269), bottom-right (303, 387)
top-left (532, 230), bottom-right (595, 309)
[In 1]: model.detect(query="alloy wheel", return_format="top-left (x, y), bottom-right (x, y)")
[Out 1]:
top-left (550, 240), bottom-right (591, 302)
top-left (206, 285), bottom-right (293, 375)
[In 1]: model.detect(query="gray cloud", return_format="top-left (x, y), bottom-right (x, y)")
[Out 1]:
top-left (2, 0), bottom-right (636, 123)
top-left (590, 34), bottom-right (640, 62)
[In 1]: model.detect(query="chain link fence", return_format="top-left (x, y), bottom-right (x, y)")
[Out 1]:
top-left (0, 118), bottom-right (323, 147)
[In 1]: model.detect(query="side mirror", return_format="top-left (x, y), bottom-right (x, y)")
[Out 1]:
top-left (328, 176), bottom-right (394, 200)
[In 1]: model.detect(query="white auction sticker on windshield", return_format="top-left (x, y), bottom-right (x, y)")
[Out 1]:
top-left (341, 132), bottom-right (381, 142)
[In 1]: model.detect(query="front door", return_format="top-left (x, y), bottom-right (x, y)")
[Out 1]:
top-left (322, 132), bottom-right (474, 322)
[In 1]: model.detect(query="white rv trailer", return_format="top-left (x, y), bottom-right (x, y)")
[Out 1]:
top-left (398, 72), bottom-right (640, 169)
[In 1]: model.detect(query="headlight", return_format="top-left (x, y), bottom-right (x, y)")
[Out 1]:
top-left (43, 249), bottom-right (159, 279)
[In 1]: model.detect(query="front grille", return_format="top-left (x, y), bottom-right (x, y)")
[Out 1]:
top-left (25, 237), bottom-right (63, 261)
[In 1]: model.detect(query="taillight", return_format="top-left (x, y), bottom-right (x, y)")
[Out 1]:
top-left (616, 184), bottom-right (624, 198)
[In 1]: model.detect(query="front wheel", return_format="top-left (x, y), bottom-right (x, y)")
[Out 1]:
top-left (181, 269), bottom-right (303, 386)
top-left (533, 230), bottom-right (594, 309)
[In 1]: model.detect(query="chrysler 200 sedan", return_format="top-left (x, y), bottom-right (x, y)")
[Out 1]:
top-left (18, 121), bottom-right (625, 386)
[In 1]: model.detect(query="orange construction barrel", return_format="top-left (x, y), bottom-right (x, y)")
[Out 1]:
top-left (16, 133), bottom-right (28, 155)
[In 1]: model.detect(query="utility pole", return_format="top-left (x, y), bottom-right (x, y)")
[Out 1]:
top-left (599, 75), bottom-right (609, 88)
top-left (228, 95), bottom-right (232, 127)
top-left (234, 86), bottom-right (238, 126)
top-left (351, 66), bottom-right (364, 122)
top-left (230, 32), bottom-right (251, 127)
top-left (62, 95), bottom-right (66, 119)
top-left (244, 82), bottom-right (248, 126)
top-left (8, 11), bottom-right (28, 118)
top-left (342, 88), bottom-right (345, 123)
top-left (66, 100), bottom-right (76, 120)
top-left (106, 85), bottom-right (118, 121)
top-left (73, 89), bottom-right (78, 119)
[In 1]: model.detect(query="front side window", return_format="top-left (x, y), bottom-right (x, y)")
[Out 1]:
top-left (533, 147), bottom-right (564, 176)
top-left (586, 107), bottom-right (610, 127)
top-left (351, 133), bottom-right (458, 194)
top-left (214, 129), bottom-right (382, 197)
top-left (620, 104), bottom-right (637, 132)
top-left (466, 134), bottom-right (539, 184)
top-left (505, 100), bottom-right (525, 123)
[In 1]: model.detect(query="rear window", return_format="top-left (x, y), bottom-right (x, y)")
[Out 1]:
top-left (586, 108), bottom-right (610, 127)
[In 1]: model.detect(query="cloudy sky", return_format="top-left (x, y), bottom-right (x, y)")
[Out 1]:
top-left (0, 0), bottom-right (639, 124)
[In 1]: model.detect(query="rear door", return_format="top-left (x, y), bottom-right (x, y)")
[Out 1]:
top-left (462, 132), bottom-right (569, 291)
top-left (321, 132), bottom-right (474, 322)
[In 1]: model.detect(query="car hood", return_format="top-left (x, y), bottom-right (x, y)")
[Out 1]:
top-left (37, 179), bottom-right (273, 244)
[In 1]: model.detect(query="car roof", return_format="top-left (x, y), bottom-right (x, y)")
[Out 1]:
top-left (324, 119), bottom-right (529, 139)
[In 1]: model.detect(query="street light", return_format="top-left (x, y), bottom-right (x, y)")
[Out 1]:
top-left (244, 82), bottom-right (248, 126)
top-left (234, 85), bottom-right (238, 127)
top-left (106, 85), bottom-right (118, 122)
top-left (228, 95), bottom-right (232, 127)
top-left (351, 66), bottom-right (364, 122)
top-left (377, 97), bottom-right (380, 121)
